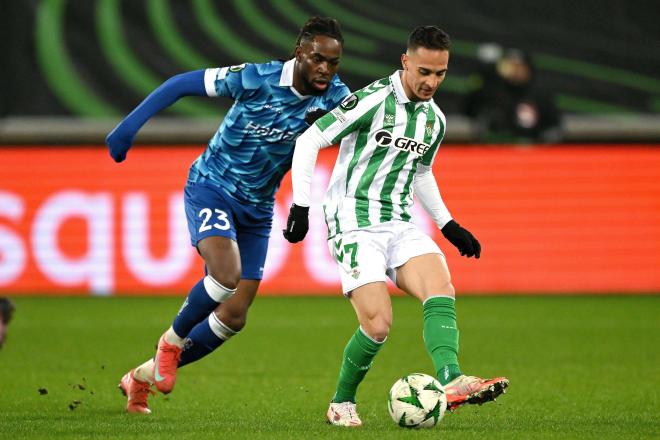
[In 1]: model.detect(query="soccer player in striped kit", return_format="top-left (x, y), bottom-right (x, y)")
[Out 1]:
top-left (107, 17), bottom-right (350, 414)
top-left (285, 25), bottom-right (508, 427)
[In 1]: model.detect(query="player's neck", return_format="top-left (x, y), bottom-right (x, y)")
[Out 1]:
top-left (399, 71), bottom-right (422, 102)
top-left (292, 63), bottom-right (310, 96)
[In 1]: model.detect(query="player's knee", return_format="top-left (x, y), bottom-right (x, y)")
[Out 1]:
top-left (206, 269), bottom-right (240, 291)
top-left (363, 316), bottom-right (391, 342)
top-left (441, 281), bottom-right (455, 298)
top-left (216, 308), bottom-right (247, 332)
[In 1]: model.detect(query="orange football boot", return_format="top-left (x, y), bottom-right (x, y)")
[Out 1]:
top-left (153, 334), bottom-right (182, 394)
top-left (445, 375), bottom-right (509, 411)
top-left (118, 369), bottom-right (155, 414)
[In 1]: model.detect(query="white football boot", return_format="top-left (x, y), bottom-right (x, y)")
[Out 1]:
top-left (326, 401), bottom-right (363, 427)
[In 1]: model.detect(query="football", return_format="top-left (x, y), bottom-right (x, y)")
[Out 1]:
top-left (388, 373), bottom-right (447, 428)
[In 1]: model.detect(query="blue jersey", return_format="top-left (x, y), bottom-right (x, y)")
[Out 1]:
top-left (188, 59), bottom-right (350, 206)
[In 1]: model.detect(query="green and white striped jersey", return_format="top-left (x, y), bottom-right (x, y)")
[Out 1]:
top-left (313, 71), bottom-right (446, 238)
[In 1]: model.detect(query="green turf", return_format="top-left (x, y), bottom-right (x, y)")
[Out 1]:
top-left (0, 296), bottom-right (658, 439)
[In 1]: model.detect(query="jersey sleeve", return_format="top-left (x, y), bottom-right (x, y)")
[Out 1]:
top-left (313, 81), bottom-right (387, 145)
top-left (204, 63), bottom-right (260, 100)
top-left (414, 166), bottom-right (452, 229)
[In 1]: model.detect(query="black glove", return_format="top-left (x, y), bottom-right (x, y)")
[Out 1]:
top-left (304, 108), bottom-right (328, 125)
top-left (283, 204), bottom-right (310, 243)
top-left (441, 220), bottom-right (481, 258)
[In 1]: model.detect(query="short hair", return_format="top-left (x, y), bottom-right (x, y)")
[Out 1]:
top-left (0, 298), bottom-right (14, 324)
top-left (295, 16), bottom-right (344, 47)
top-left (407, 26), bottom-right (451, 52)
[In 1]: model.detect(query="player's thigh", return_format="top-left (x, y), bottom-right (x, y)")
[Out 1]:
top-left (396, 253), bottom-right (454, 301)
top-left (386, 222), bottom-right (452, 301)
top-left (197, 236), bottom-right (241, 288)
top-left (349, 281), bottom-right (392, 341)
top-left (184, 182), bottom-right (241, 286)
top-left (215, 208), bottom-right (271, 327)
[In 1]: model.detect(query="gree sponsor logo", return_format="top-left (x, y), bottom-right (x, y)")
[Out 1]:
top-left (373, 129), bottom-right (430, 156)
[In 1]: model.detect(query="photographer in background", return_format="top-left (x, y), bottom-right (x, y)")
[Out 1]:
top-left (463, 45), bottom-right (562, 144)
top-left (0, 297), bottom-right (15, 349)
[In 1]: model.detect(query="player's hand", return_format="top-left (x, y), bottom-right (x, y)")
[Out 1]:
top-left (283, 204), bottom-right (309, 243)
top-left (105, 127), bottom-right (134, 163)
top-left (304, 108), bottom-right (328, 125)
top-left (441, 220), bottom-right (481, 258)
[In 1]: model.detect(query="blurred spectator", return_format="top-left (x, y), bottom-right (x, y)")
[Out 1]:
top-left (463, 44), bottom-right (562, 144)
top-left (0, 297), bottom-right (15, 349)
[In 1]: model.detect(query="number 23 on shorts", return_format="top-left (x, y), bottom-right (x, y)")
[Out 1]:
top-left (198, 208), bottom-right (231, 232)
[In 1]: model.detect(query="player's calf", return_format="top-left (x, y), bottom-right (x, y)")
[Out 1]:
top-left (172, 276), bottom-right (236, 339)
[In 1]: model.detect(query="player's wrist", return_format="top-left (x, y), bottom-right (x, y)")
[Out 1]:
top-left (441, 219), bottom-right (458, 235)
top-left (290, 203), bottom-right (310, 216)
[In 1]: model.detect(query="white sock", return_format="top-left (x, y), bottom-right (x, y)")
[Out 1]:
top-left (164, 326), bottom-right (186, 348)
top-left (134, 358), bottom-right (155, 383)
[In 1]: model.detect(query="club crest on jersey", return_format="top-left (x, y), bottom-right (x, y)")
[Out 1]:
top-left (229, 63), bottom-right (246, 72)
top-left (373, 129), bottom-right (430, 156)
top-left (340, 94), bottom-right (358, 111)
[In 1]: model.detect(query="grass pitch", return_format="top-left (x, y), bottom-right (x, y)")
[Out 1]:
top-left (0, 295), bottom-right (658, 439)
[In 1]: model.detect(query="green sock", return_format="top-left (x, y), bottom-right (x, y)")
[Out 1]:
top-left (423, 296), bottom-right (462, 385)
top-left (332, 327), bottom-right (384, 403)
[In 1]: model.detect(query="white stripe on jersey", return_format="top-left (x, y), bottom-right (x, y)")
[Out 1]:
top-left (204, 68), bottom-right (220, 96)
top-left (203, 67), bottom-right (229, 97)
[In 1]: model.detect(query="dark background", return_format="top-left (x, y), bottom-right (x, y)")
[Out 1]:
top-left (4, 0), bottom-right (660, 118)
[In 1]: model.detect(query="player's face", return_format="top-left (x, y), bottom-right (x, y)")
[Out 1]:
top-left (401, 47), bottom-right (449, 101)
top-left (294, 35), bottom-right (342, 96)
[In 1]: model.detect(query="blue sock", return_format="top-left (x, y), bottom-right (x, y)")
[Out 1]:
top-left (179, 313), bottom-right (236, 367)
top-left (171, 276), bottom-right (235, 338)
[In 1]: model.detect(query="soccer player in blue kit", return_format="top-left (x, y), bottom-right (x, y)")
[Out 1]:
top-left (107, 17), bottom-right (350, 414)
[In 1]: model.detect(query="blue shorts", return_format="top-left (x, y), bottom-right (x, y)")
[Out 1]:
top-left (184, 181), bottom-right (272, 280)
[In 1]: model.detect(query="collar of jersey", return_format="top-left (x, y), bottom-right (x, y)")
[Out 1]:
top-left (280, 58), bottom-right (312, 101)
top-left (390, 70), bottom-right (431, 108)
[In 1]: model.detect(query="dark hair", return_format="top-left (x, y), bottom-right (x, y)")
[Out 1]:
top-left (0, 298), bottom-right (14, 324)
top-left (407, 26), bottom-right (451, 52)
top-left (295, 16), bottom-right (344, 47)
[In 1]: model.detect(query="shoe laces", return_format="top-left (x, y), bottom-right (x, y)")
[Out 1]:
top-left (335, 402), bottom-right (359, 420)
top-left (447, 375), bottom-right (483, 394)
top-left (131, 379), bottom-right (155, 406)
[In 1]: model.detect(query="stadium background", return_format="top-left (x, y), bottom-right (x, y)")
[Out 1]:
top-left (1, 0), bottom-right (659, 296)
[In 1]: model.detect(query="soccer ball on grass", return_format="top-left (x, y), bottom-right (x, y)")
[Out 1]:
top-left (388, 373), bottom-right (447, 428)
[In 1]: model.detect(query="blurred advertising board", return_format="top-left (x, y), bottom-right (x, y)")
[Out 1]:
top-left (1, 146), bottom-right (658, 295)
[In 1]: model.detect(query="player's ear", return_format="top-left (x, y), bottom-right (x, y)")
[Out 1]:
top-left (295, 45), bottom-right (303, 62)
top-left (401, 53), bottom-right (409, 70)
